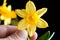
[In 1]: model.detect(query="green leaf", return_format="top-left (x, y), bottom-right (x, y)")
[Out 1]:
top-left (11, 18), bottom-right (18, 26)
top-left (38, 31), bottom-right (50, 40)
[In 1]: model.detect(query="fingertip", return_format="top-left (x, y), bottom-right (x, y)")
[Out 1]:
top-left (34, 32), bottom-right (38, 39)
top-left (30, 32), bottom-right (38, 40)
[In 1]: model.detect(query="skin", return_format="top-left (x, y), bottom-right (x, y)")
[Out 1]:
top-left (0, 25), bottom-right (38, 40)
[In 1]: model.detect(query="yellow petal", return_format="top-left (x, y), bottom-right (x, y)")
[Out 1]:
top-left (26, 1), bottom-right (36, 13)
top-left (11, 11), bottom-right (17, 18)
top-left (0, 15), bottom-right (5, 20)
top-left (0, 15), bottom-right (9, 20)
top-left (7, 5), bottom-right (11, 11)
top-left (15, 9), bottom-right (26, 18)
top-left (37, 18), bottom-right (48, 28)
top-left (18, 19), bottom-right (29, 30)
top-left (27, 25), bottom-right (36, 37)
top-left (36, 8), bottom-right (47, 17)
top-left (3, 0), bottom-right (7, 6)
top-left (4, 18), bottom-right (11, 25)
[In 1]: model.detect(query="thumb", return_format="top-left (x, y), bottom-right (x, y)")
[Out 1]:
top-left (0, 25), bottom-right (17, 38)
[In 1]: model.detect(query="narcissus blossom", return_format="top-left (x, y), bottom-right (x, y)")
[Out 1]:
top-left (0, 0), bottom-right (17, 25)
top-left (15, 1), bottom-right (48, 36)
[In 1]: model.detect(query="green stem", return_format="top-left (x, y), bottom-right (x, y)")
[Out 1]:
top-left (27, 37), bottom-right (30, 40)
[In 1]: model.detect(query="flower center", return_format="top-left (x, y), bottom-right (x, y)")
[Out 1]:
top-left (26, 13), bottom-right (38, 25)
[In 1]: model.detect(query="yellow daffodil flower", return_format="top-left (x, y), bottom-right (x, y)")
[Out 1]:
top-left (0, 0), bottom-right (17, 25)
top-left (15, 1), bottom-right (48, 37)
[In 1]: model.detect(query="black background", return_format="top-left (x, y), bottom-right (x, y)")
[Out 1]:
top-left (0, 0), bottom-right (59, 40)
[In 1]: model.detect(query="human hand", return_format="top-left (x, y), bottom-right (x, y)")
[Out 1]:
top-left (0, 25), bottom-right (37, 40)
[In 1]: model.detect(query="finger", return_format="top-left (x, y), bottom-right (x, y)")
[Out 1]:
top-left (7, 30), bottom-right (28, 40)
top-left (0, 25), bottom-right (17, 38)
top-left (30, 32), bottom-right (38, 40)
